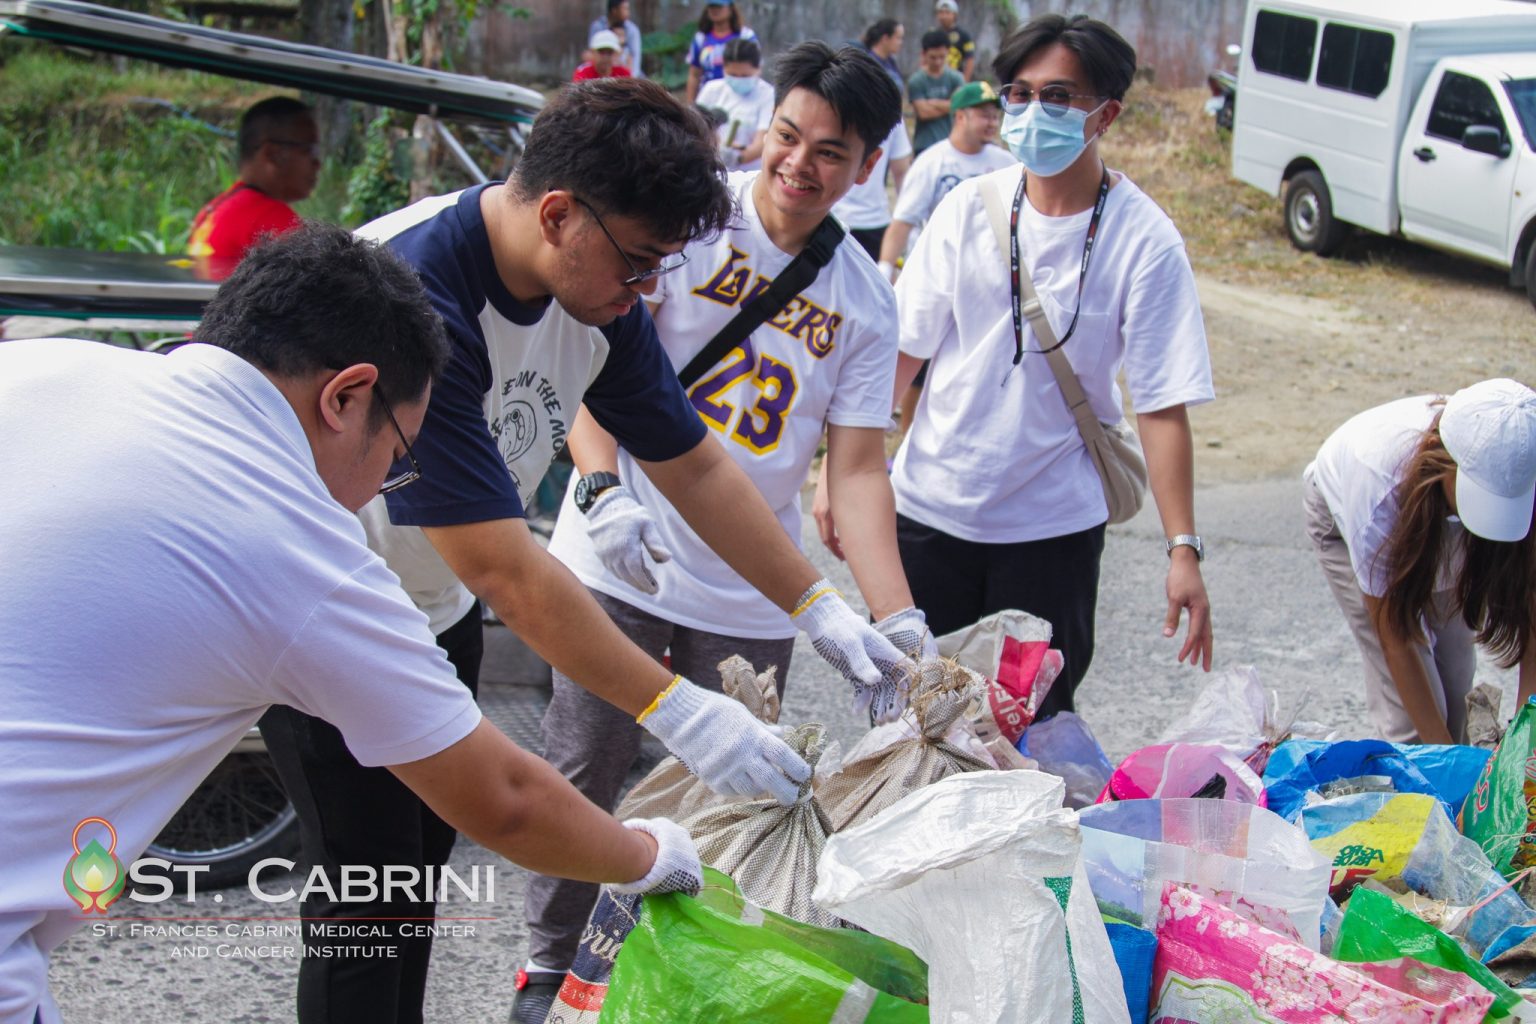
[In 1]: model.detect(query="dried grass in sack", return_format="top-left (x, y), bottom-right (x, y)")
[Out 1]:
top-left (816, 658), bottom-right (997, 833)
top-left (675, 723), bottom-right (841, 929)
top-left (614, 655), bottom-right (780, 822)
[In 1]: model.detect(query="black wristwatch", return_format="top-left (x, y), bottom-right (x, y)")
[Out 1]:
top-left (574, 471), bottom-right (623, 514)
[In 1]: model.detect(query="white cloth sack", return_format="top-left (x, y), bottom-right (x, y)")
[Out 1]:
top-left (814, 771), bottom-right (1132, 1024)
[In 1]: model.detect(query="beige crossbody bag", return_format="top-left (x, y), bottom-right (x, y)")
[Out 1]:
top-left (979, 174), bottom-right (1148, 525)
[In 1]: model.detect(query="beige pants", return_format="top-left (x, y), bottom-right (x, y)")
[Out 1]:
top-left (1303, 475), bottom-right (1476, 743)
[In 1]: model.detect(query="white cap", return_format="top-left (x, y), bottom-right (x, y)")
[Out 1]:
top-left (1440, 378), bottom-right (1536, 542)
top-left (590, 29), bottom-right (621, 52)
top-left (934, 0), bottom-right (959, 10)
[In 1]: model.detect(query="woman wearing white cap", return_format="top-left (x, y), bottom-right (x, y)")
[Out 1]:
top-left (1304, 379), bottom-right (1536, 744)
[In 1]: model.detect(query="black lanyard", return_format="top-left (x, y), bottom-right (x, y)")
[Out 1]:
top-left (1008, 165), bottom-right (1110, 365)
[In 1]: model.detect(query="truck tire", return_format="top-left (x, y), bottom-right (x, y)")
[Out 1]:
top-left (1284, 170), bottom-right (1347, 255)
top-left (1526, 247), bottom-right (1536, 312)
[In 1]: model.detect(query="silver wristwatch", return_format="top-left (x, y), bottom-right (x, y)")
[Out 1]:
top-left (1165, 534), bottom-right (1204, 561)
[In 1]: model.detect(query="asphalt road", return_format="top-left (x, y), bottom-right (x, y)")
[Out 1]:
top-left (47, 477), bottom-right (1522, 1022)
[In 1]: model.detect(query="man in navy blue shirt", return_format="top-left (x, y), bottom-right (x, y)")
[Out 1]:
top-left (260, 79), bottom-right (914, 1024)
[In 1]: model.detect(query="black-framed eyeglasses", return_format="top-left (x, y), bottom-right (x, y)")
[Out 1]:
top-left (571, 196), bottom-right (689, 287)
top-left (374, 385), bottom-right (422, 495)
top-left (999, 84), bottom-right (1104, 118)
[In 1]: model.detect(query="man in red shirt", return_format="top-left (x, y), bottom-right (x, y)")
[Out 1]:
top-left (573, 29), bottom-right (632, 81)
top-left (188, 97), bottom-right (320, 263)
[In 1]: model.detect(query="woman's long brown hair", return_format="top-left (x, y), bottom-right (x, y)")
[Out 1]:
top-left (1378, 412), bottom-right (1536, 668)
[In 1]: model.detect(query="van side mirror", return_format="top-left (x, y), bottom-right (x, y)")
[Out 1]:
top-left (1463, 125), bottom-right (1512, 158)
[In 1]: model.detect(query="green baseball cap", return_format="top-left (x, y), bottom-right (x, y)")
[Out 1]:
top-left (950, 81), bottom-right (1000, 112)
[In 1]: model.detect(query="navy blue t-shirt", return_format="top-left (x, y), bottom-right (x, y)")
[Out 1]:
top-left (358, 185), bottom-right (706, 528)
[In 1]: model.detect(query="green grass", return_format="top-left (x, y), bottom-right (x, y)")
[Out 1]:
top-left (0, 47), bottom-right (350, 251)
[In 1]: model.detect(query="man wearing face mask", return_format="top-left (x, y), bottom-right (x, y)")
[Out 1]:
top-left (817, 14), bottom-right (1216, 721)
top-left (696, 37), bottom-right (773, 171)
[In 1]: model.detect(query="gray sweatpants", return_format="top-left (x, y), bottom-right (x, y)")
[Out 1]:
top-left (1302, 474), bottom-right (1475, 743)
top-left (522, 587), bottom-right (795, 970)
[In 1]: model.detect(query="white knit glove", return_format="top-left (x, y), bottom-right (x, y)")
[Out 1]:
top-left (611, 818), bottom-right (702, 896)
top-left (585, 487), bottom-right (671, 594)
top-left (790, 578), bottom-right (910, 723)
top-left (873, 606), bottom-right (939, 660)
top-left (639, 676), bottom-right (810, 806)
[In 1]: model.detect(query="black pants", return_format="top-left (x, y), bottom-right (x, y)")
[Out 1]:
top-left (849, 226), bottom-right (886, 262)
top-left (261, 602), bottom-right (483, 1024)
top-left (896, 514), bottom-right (1105, 719)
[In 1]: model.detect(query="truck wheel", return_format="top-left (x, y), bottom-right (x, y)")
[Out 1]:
top-left (1284, 170), bottom-right (1346, 255)
top-left (1526, 248), bottom-right (1536, 312)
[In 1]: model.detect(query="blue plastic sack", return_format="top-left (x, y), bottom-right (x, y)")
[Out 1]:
top-left (1482, 924), bottom-right (1536, 988)
top-left (1017, 711), bottom-right (1114, 809)
top-left (1262, 738), bottom-right (1486, 823)
top-left (1105, 921), bottom-right (1156, 1024)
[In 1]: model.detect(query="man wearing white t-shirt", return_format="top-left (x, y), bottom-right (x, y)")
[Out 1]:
top-left (523, 43), bottom-right (926, 1007)
top-left (818, 15), bottom-right (1215, 720)
top-left (878, 79), bottom-right (1015, 273)
top-left (832, 117), bottom-right (912, 261)
top-left (0, 226), bottom-right (704, 1024)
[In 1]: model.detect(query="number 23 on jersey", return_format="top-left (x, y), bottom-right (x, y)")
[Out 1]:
top-left (687, 336), bottom-right (797, 455)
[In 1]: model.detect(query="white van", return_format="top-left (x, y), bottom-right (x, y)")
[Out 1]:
top-left (1230, 0), bottom-right (1536, 306)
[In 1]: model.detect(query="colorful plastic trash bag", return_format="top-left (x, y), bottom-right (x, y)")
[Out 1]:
top-left (1152, 885), bottom-right (1496, 1023)
top-left (814, 659), bottom-right (997, 833)
top-left (1019, 711), bottom-right (1115, 810)
top-left (1079, 798), bottom-right (1332, 948)
top-left (1481, 924), bottom-right (1536, 989)
top-left (1461, 696), bottom-right (1536, 880)
top-left (1097, 742), bottom-right (1267, 806)
top-left (1156, 665), bottom-right (1295, 774)
top-left (598, 867), bottom-right (929, 1023)
top-left (936, 609), bottom-right (1062, 749)
top-left (815, 770), bottom-right (1132, 1024)
top-left (1334, 884), bottom-right (1524, 1020)
top-left (1263, 738), bottom-right (1482, 824)
top-left (1301, 792), bottom-right (1530, 956)
top-left (1105, 920), bottom-right (1157, 1024)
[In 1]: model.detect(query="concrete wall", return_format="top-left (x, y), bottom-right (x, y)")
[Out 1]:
top-left (472, 0), bottom-right (1248, 90)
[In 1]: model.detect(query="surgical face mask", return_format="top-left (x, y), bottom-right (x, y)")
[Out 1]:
top-left (1000, 99), bottom-right (1105, 178)
top-left (725, 73), bottom-right (758, 97)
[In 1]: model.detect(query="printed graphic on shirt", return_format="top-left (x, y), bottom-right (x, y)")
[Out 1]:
top-left (490, 368), bottom-right (569, 492)
top-left (690, 246), bottom-right (843, 359)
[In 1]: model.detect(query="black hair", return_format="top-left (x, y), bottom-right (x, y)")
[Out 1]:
top-left (863, 18), bottom-right (900, 49)
top-left (722, 37), bottom-right (760, 67)
top-left (606, 0), bottom-right (624, 10)
top-left (194, 223), bottom-right (449, 426)
top-left (511, 78), bottom-right (734, 244)
top-left (770, 42), bottom-right (903, 159)
top-left (237, 96), bottom-right (313, 163)
top-left (696, 1), bottom-right (740, 35)
top-left (992, 13), bottom-right (1137, 101)
top-left (920, 29), bottom-right (949, 52)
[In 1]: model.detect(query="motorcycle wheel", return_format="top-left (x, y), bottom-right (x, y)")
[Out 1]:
top-left (1284, 170), bottom-right (1347, 256)
top-left (141, 749), bottom-right (300, 891)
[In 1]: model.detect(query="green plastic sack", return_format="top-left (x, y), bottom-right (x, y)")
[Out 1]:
top-left (1460, 696), bottom-right (1536, 879)
top-left (599, 867), bottom-right (929, 1022)
top-left (1333, 886), bottom-right (1522, 1021)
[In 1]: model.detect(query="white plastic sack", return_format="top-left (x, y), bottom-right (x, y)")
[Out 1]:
top-left (814, 771), bottom-right (1132, 1024)
top-left (1156, 665), bottom-right (1297, 773)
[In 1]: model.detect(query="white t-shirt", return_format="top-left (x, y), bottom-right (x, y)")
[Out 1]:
top-left (891, 138), bottom-right (1017, 230)
top-left (1305, 394), bottom-right (1462, 596)
top-left (0, 340), bottom-right (481, 1024)
top-left (697, 76), bottom-right (776, 173)
top-left (548, 172), bottom-right (899, 638)
top-left (832, 121), bottom-right (914, 230)
top-left (893, 166), bottom-right (1214, 543)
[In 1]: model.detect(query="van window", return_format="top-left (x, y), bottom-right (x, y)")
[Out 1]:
top-left (1505, 79), bottom-right (1536, 150)
top-left (1425, 72), bottom-right (1507, 145)
top-left (1316, 23), bottom-right (1393, 98)
top-left (1251, 10), bottom-right (1317, 82)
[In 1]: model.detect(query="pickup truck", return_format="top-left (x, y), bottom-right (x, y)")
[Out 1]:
top-left (1230, 0), bottom-right (1536, 308)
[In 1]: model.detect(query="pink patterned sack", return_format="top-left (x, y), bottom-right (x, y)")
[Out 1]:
top-left (1151, 886), bottom-right (1494, 1024)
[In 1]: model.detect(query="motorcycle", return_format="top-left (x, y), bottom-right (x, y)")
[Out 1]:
top-left (1205, 44), bottom-right (1242, 132)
